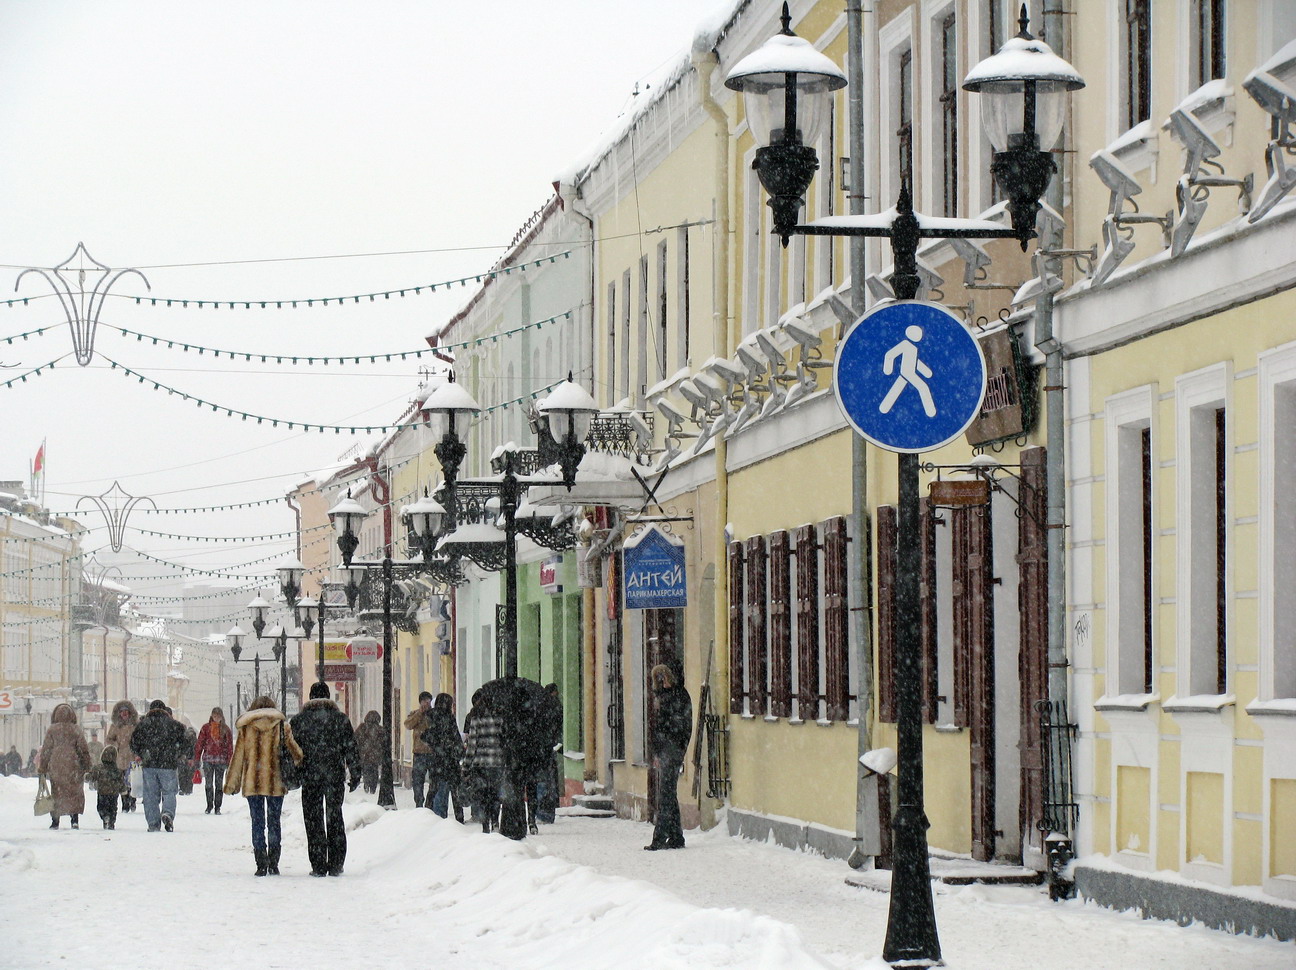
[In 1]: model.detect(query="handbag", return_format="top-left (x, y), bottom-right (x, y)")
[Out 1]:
top-left (192, 766), bottom-right (202, 785)
top-left (33, 774), bottom-right (54, 816)
top-left (278, 722), bottom-right (301, 791)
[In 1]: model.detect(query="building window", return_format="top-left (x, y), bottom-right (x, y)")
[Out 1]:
top-left (744, 534), bottom-right (768, 716)
top-left (606, 282), bottom-right (617, 409)
top-left (1176, 364), bottom-right (1230, 698)
top-left (620, 270), bottom-right (631, 404)
top-left (1123, 0), bottom-right (1152, 131)
top-left (1105, 385), bottom-right (1157, 697)
top-left (656, 240), bottom-right (669, 384)
top-left (769, 531), bottom-right (793, 718)
top-left (898, 47), bottom-right (915, 188)
top-left (1192, 0), bottom-right (1226, 90)
top-left (939, 11), bottom-right (959, 217)
top-left (637, 255), bottom-right (649, 407)
top-left (675, 227), bottom-right (690, 371)
top-left (1260, 344), bottom-right (1296, 700)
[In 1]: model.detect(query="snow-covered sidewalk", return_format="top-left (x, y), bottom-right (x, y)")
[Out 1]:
top-left (1, 774), bottom-right (1288, 969)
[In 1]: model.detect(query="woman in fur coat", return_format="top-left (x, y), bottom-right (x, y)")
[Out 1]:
top-left (38, 703), bottom-right (92, 829)
top-left (104, 700), bottom-right (139, 813)
top-left (223, 696), bottom-right (303, 876)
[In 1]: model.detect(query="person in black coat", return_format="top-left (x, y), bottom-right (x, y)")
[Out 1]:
top-left (645, 664), bottom-right (692, 851)
top-left (419, 693), bottom-right (464, 822)
top-left (130, 700), bottom-right (189, 832)
top-left (535, 683), bottom-right (563, 825)
top-left (290, 683), bottom-right (361, 876)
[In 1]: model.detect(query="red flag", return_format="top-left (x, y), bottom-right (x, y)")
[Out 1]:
top-left (32, 440), bottom-right (45, 475)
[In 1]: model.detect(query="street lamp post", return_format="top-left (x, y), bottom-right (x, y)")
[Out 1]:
top-left (727, 6), bottom-right (1082, 967)
top-left (225, 624), bottom-right (280, 702)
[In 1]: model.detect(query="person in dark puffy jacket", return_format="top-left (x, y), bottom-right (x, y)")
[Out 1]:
top-left (87, 745), bottom-right (127, 829)
top-left (290, 683), bottom-right (360, 876)
top-left (130, 700), bottom-right (188, 833)
top-left (645, 664), bottom-right (692, 851)
top-left (419, 693), bottom-right (464, 822)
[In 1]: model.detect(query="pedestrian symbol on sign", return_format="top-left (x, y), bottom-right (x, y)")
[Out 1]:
top-left (880, 325), bottom-right (936, 417)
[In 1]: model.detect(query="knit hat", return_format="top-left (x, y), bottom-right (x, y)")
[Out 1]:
top-left (148, 699), bottom-right (168, 712)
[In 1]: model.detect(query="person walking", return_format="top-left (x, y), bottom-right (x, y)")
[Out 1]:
top-left (353, 710), bottom-right (384, 794)
top-left (535, 683), bottom-right (563, 825)
top-left (86, 731), bottom-right (104, 767)
top-left (419, 693), bottom-right (464, 822)
top-left (224, 695), bottom-right (303, 877)
top-left (461, 692), bottom-right (504, 833)
top-left (193, 707), bottom-right (233, 814)
top-left (105, 700), bottom-right (139, 813)
top-left (37, 703), bottom-right (91, 829)
top-left (130, 700), bottom-right (188, 832)
top-left (644, 664), bottom-right (692, 851)
top-left (87, 745), bottom-right (127, 830)
top-left (402, 691), bottom-right (435, 808)
top-left (176, 721), bottom-right (198, 796)
top-left (290, 683), bottom-right (360, 877)
top-left (2, 744), bottom-right (22, 776)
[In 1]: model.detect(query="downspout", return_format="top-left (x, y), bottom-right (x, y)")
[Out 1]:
top-left (846, 0), bottom-right (879, 869)
top-left (693, 42), bottom-right (731, 829)
top-left (556, 177), bottom-right (600, 785)
top-left (1036, 0), bottom-right (1075, 900)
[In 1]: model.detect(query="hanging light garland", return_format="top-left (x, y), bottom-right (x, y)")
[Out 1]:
top-left (105, 305), bottom-right (581, 364)
top-left (0, 358), bottom-right (61, 388)
top-left (109, 250), bottom-right (571, 310)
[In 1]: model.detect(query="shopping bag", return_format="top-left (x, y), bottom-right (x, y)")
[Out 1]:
top-left (129, 764), bottom-right (144, 797)
top-left (192, 767), bottom-right (202, 785)
top-left (278, 723), bottom-right (301, 791)
top-left (33, 775), bottom-right (54, 816)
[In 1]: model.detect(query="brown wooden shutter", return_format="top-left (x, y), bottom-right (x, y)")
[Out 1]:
top-left (823, 516), bottom-right (850, 722)
top-left (951, 508), bottom-right (971, 728)
top-left (745, 535), bottom-right (768, 715)
top-left (1017, 447), bottom-right (1049, 845)
top-left (968, 504), bottom-right (996, 862)
top-left (728, 540), bottom-right (745, 715)
top-left (769, 530), bottom-right (792, 718)
top-left (919, 496), bottom-right (938, 724)
top-left (794, 524), bottom-right (820, 720)
top-left (877, 506), bottom-right (898, 724)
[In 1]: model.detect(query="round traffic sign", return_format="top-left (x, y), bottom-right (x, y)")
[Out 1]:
top-left (833, 301), bottom-right (986, 453)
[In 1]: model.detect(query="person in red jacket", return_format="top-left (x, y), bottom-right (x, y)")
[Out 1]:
top-left (193, 707), bottom-right (234, 814)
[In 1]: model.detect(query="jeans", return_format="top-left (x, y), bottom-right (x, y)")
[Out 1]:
top-left (428, 772), bottom-right (463, 821)
top-left (301, 778), bottom-right (346, 874)
top-left (410, 752), bottom-right (434, 808)
top-left (202, 763), bottom-right (226, 811)
top-left (141, 767), bottom-right (178, 829)
top-left (535, 752), bottom-right (560, 824)
top-left (246, 795), bottom-right (284, 853)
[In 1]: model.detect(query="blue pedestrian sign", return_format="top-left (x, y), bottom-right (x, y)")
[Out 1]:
top-left (833, 301), bottom-right (987, 453)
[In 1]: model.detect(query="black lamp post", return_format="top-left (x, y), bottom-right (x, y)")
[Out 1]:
top-left (726, 6), bottom-right (1082, 967)
top-left (226, 623), bottom-right (279, 702)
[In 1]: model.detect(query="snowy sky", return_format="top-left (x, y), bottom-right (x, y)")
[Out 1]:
top-left (0, 0), bottom-right (728, 598)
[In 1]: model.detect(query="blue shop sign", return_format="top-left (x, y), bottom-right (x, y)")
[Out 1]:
top-left (623, 525), bottom-right (687, 610)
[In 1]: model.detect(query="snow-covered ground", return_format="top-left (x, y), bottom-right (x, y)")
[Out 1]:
top-left (1, 775), bottom-right (1289, 969)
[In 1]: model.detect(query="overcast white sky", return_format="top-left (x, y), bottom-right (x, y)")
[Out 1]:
top-left (0, 0), bottom-right (728, 595)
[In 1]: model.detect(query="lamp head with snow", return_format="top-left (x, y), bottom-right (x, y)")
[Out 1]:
top-left (536, 374), bottom-right (598, 490)
top-left (327, 491), bottom-right (366, 568)
top-left (277, 559), bottom-right (305, 608)
top-left (961, 5), bottom-right (1084, 246)
top-left (402, 490), bottom-right (446, 562)
top-left (421, 372), bottom-right (480, 484)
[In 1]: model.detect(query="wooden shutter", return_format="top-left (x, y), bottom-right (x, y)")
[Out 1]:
top-left (769, 531), bottom-right (792, 718)
top-left (1017, 447), bottom-right (1049, 845)
top-left (795, 524), bottom-right (820, 720)
top-left (968, 505), bottom-right (996, 862)
top-left (919, 496), bottom-right (938, 724)
top-left (728, 540), bottom-right (745, 715)
top-left (745, 535), bottom-right (768, 715)
top-left (823, 516), bottom-right (850, 722)
top-left (877, 506), bottom-right (898, 723)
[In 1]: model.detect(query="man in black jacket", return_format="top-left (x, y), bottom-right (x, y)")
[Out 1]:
top-left (290, 683), bottom-right (360, 876)
top-left (130, 700), bottom-right (188, 833)
top-left (645, 664), bottom-right (692, 851)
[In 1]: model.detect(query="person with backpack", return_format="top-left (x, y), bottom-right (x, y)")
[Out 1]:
top-left (290, 683), bottom-right (361, 877)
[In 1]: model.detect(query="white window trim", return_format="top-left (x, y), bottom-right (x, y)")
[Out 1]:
top-left (1102, 383), bottom-right (1159, 703)
top-left (921, 0), bottom-right (958, 218)
top-left (879, 11), bottom-right (915, 210)
top-left (1106, 0), bottom-right (1160, 177)
top-left (675, 226), bottom-right (691, 372)
top-left (1173, 362), bottom-right (1231, 702)
top-left (1256, 341), bottom-right (1296, 703)
top-left (743, 148), bottom-right (761, 338)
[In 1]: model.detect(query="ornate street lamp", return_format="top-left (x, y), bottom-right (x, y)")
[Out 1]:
top-left (727, 6), bottom-right (1082, 967)
top-left (535, 375), bottom-right (598, 489)
top-left (226, 624), bottom-right (266, 699)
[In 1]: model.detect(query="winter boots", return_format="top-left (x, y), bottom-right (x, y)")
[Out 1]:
top-left (254, 849), bottom-right (268, 877)
top-left (267, 845), bottom-right (281, 876)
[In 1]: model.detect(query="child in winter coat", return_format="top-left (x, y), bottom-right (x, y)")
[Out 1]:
top-left (87, 745), bottom-right (128, 830)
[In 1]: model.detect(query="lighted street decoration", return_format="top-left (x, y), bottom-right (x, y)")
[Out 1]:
top-left (77, 481), bottom-right (157, 553)
top-left (622, 525), bottom-right (687, 610)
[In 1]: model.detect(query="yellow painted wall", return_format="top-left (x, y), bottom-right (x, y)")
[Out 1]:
top-left (1271, 779), bottom-right (1296, 878)
top-left (1186, 771), bottom-right (1225, 866)
top-left (1117, 765), bottom-right (1151, 855)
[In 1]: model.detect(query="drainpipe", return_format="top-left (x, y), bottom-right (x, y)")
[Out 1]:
top-left (1036, 0), bottom-right (1075, 900)
top-left (693, 43), bottom-right (731, 829)
top-left (846, 0), bottom-right (879, 869)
